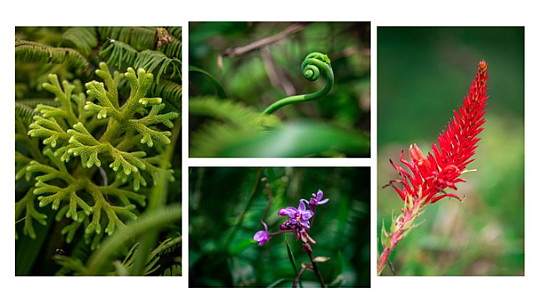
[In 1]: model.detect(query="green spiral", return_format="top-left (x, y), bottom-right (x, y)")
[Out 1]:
top-left (263, 52), bottom-right (334, 115)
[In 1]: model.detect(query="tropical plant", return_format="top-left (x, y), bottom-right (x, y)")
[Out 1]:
top-left (378, 61), bottom-right (488, 274)
top-left (15, 26), bottom-right (181, 276)
top-left (189, 22), bottom-right (370, 157)
top-left (189, 167), bottom-right (370, 287)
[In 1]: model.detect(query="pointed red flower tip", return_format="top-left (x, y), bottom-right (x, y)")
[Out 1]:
top-left (387, 61), bottom-right (488, 205)
top-left (479, 60), bottom-right (487, 72)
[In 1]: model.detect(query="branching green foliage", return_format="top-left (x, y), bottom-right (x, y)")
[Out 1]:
top-left (15, 26), bottom-right (182, 276)
top-left (19, 63), bottom-right (178, 244)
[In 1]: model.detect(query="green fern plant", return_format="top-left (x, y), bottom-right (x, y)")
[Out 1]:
top-left (15, 26), bottom-right (182, 276)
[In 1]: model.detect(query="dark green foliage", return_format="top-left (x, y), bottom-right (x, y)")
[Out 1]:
top-left (189, 167), bottom-right (370, 287)
top-left (15, 26), bottom-right (182, 276)
top-left (189, 22), bottom-right (370, 157)
top-left (16, 40), bottom-right (90, 69)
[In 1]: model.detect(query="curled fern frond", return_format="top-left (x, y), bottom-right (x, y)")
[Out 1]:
top-left (15, 40), bottom-right (89, 69)
top-left (62, 27), bottom-right (98, 56)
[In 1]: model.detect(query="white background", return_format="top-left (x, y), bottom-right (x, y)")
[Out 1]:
top-left (1, 0), bottom-right (533, 298)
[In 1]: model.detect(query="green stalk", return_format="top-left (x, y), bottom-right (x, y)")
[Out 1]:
top-left (130, 118), bottom-right (180, 275)
top-left (262, 52), bottom-right (334, 115)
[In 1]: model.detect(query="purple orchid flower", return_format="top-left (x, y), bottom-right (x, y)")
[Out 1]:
top-left (278, 199), bottom-right (314, 228)
top-left (308, 189), bottom-right (329, 206)
top-left (253, 221), bottom-right (270, 246)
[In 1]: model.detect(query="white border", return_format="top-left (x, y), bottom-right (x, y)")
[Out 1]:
top-left (2, 1), bottom-right (534, 298)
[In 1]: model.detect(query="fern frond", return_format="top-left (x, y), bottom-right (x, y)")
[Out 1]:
top-left (134, 50), bottom-right (181, 83)
top-left (15, 102), bottom-right (37, 126)
top-left (86, 204), bottom-right (180, 275)
top-left (189, 96), bottom-right (283, 157)
top-left (189, 96), bottom-right (277, 128)
top-left (99, 40), bottom-right (138, 70)
top-left (97, 27), bottom-right (156, 51)
top-left (164, 27), bottom-right (182, 40)
top-left (17, 98), bottom-right (60, 108)
top-left (15, 40), bottom-right (89, 69)
top-left (151, 80), bottom-right (182, 112)
top-left (54, 237), bottom-right (92, 275)
top-left (54, 255), bottom-right (87, 275)
top-left (62, 27), bottom-right (98, 56)
top-left (107, 234), bottom-right (180, 275)
top-left (162, 263), bottom-right (181, 276)
top-left (149, 235), bottom-right (181, 258)
top-left (160, 38), bottom-right (182, 60)
top-left (190, 122), bottom-right (257, 157)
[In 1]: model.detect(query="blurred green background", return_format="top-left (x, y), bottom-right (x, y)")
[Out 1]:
top-left (189, 167), bottom-right (370, 287)
top-left (377, 27), bottom-right (524, 275)
top-left (189, 22), bottom-right (370, 157)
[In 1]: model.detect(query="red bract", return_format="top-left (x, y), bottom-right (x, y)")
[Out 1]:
top-left (389, 61), bottom-right (488, 205)
top-left (378, 61), bottom-right (488, 275)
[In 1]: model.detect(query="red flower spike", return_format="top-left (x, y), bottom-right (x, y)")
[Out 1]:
top-left (388, 61), bottom-right (488, 205)
top-left (378, 61), bottom-right (488, 275)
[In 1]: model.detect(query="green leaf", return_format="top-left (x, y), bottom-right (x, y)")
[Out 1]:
top-left (220, 120), bottom-right (369, 157)
top-left (189, 65), bottom-right (227, 98)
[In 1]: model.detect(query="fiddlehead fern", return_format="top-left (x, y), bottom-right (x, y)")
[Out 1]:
top-left (263, 52), bottom-right (334, 115)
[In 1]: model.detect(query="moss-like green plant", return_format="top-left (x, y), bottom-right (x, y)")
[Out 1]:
top-left (19, 63), bottom-right (178, 243)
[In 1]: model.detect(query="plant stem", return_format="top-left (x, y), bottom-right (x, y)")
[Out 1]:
top-left (224, 168), bottom-right (263, 249)
top-left (131, 118), bottom-right (180, 275)
top-left (306, 248), bottom-right (326, 287)
top-left (377, 198), bottom-right (423, 275)
top-left (262, 52), bottom-right (334, 115)
top-left (292, 267), bottom-right (306, 288)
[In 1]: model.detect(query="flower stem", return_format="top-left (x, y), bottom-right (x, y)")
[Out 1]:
top-left (306, 248), bottom-right (326, 287)
top-left (292, 267), bottom-right (306, 288)
top-left (377, 197), bottom-right (423, 275)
